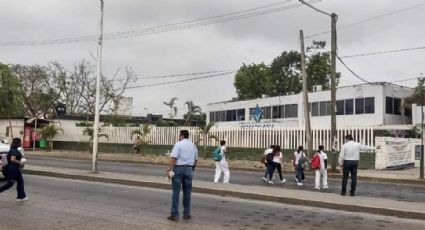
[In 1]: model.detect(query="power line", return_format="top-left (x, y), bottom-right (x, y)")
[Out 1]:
top-left (0, 0), bottom-right (320, 46)
top-left (126, 71), bottom-right (236, 89)
top-left (134, 68), bottom-right (237, 80)
top-left (336, 54), bottom-right (370, 83)
top-left (305, 1), bottom-right (425, 39)
top-left (339, 45), bottom-right (425, 58)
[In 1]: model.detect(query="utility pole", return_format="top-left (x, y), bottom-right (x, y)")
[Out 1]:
top-left (330, 13), bottom-right (338, 172)
top-left (300, 30), bottom-right (312, 156)
top-left (299, 0), bottom-right (338, 171)
top-left (92, 0), bottom-right (104, 173)
top-left (421, 78), bottom-right (424, 179)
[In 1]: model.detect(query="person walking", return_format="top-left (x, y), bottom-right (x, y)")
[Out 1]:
top-left (261, 145), bottom-right (274, 182)
top-left (214, 140), bottom-right (230, 184)
top-left (0, 138), bottom-right (28, 202)
top-left (132, 136), bottom-right (141, 154)
top-left (293, 146), bottom-right (306, 186)
top-left (339, 134), bottom-right (377, 196)
top-left (312, 145), bottom-right (328, 190)
top-left (272, 145), bottom-right (286, 184)
top-left (167, 130), bottom-right (198, 221)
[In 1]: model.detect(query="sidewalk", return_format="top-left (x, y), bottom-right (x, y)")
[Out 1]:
top-left (24, 164), bottom-right (425, 220)
top-left (26, 150), bottom-right (425, 184)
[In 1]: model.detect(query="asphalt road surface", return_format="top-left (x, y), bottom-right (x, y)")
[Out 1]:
top-left (0, 175), bottom-right (424, 230)
top-left (25, 156), bottom-right (425, 203)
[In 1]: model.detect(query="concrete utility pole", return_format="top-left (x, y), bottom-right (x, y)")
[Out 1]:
top-left (300, 30), bottom-right (312, 156)
top-left (92, 0), bottom-right (104, 173)
top-left (299, 0), bottom-right (338, 171)
top-left (421, 78), bottom-right (425, 179)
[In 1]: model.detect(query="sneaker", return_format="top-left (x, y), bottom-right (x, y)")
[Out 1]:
top-left (271, 176), bottom-right (276, 181)
top-left (261, 177), bottom-right (267, 182)
top-left (280, 179), bottom-right (286, 183)
top-left (268, 180), bottom-right (274, 184)
top-left (323, 186), bottom-right (329, 189)
top-left (314, 187), bottom-right (320, 190)
top-left (167, 216), bottom-right (178, 221)
top-left (297, 182), bottom-right (303, 186)
top-left (183, 214), bottom-right (191, 220)
top-left (16, 197), bottom-right (29, 202)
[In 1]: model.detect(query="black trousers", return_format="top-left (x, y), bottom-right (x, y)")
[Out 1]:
top-left (0, 166), bottom-right (26, 199)
top-left (274, 162), bottom-right (283, 180)
top-left (341, 160), bottom-right (359, 194)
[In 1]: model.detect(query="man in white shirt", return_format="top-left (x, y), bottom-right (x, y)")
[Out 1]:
top-left (214, 140), bottom-right (230, 184)
top-left (167, 130), bottom-right (198, 221)
top-left (339, 134), bottom-right (376, 196)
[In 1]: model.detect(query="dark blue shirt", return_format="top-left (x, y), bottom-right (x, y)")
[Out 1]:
top-left (7, 148), bottom-right (22, 168)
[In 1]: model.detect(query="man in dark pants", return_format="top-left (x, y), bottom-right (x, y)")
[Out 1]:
top-left (339, 134), bottom-right (377, 196)
top-left (167, 130), bottom-right (198, 221)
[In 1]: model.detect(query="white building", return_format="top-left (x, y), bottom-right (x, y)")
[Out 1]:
top-left (206, 82), bottom-right (413, 128)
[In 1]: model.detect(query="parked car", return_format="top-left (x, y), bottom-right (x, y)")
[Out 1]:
top-left (0, 139), bottom-right (25, 178)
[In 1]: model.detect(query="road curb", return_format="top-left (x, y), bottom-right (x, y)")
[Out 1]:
top-left (25, 169), bottom-right (425, 220)
top-left (27, 154), bottom-right (425, 186)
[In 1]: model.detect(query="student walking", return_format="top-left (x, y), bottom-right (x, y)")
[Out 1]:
top-left (261, 145), bottom-right (274, 182)
top-left (214, 140), bottom-right (230, 184)
top-left (339, 134), bottom-right (377, 196)
top-left (0, 138), bottom-right (28, 202)
top-left (272, 145), bottom-right (286, 184)
top-left (167, 130), bottom-right (198, 221)
top-left (293, 146), bottom-right (306, 186)
top-left (312, 145), bottom-right (328, 190)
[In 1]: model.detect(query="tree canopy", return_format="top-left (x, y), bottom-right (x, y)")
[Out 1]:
top-left (233, 41), bottom-right (341, 100)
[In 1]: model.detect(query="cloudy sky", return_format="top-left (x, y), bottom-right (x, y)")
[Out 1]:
top-left (1, 0), bottom-right (424, 117)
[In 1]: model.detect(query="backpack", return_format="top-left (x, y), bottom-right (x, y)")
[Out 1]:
top-left (265, 152), bottom-right (274, 164)
top-left (212, 146), bottom-right (222, 161)
top-left (311, 153), bottom-right (321, 169)
top-left (298, 152), bottom-right (307, 169)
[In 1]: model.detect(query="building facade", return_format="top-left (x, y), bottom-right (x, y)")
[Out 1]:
top-left (206, 82), bottom-right (413, 128)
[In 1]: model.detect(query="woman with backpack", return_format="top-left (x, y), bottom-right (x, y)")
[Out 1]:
top-left (0, 138), bottom-right (28, 201)
top-left (293, 145), bottom-right (307, 186)
top-left (311, 145), bottom-right (328, 190)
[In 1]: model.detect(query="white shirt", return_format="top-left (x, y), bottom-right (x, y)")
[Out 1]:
top-left (170, 139), bottom-right (198, 166)
top-left (264, 148), bottom-right (273, 155)
top-left (294, 151), bottom-right (305, 165)
top-left (273, 152), bottom-right (283, 163)
top-left (319, 151), bottom-right (328, 170)
top-left (339, 140), bottom-right (374, 165)
top-left (220, 146), bottom-right (227, 161)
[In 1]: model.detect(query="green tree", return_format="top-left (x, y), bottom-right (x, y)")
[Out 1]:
top-left (163, 97), bottom-right (178, 119)
top-left (0, 63), bottom-right (24, 117)
top-left (82, 127), bottom-right (109, 153)
top-left (183, 101), bottom-right (205, 125)
top-left (269, 51), bottom-right (302, 96)
top-left (40, 124), bottom-right (63, 151)
top-left (131, 124), bottom-right (152, 155)
top-left (195, 122), bottom-right (219, 159)
top-left (234, 63), bottom-right (271, 100)
top-left (405, 78), bottom-right (425, 106)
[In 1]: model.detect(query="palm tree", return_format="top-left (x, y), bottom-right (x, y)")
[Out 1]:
top-left (184, 101), bottom-right (202, 125)
top-left (82, 127), bottom-right (109, 153)
top-left (163, 97), bottom-right (178, 119)
top-left (40, 124), bottom-right (63, 151)
top-left (195, 122), bottom-right (219, 159)
top-left (131, 124), bottom-right (152, 155)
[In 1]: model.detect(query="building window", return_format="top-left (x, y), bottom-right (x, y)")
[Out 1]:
top-left (345, 99), bottom-right (354, 115)
top-left (365, 97), bottom-right (374, 114)
top-left (394, 98), bottom-right (401, 115)
top-left (311, 102), bottom-right (319, 117)
top-left (319, 101), bottom-right (327, 116)
top-left (237, 109), bottom-right (245, 121)
top-left (336, 100), bottom-right (344, 115)
top-left (326, 101), bottom-right (332, 116)
top-left (386, 97), bottom-right (393, 114)
top-left (355, 98), bottom-right (364, 114)
top-left (285, 104), bottom-right (298, 118)
top-left (263, 107), bottom-right (272, 119)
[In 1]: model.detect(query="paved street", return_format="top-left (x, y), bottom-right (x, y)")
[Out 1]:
top-left (0, 175), bottom-right (424, 230)
top-left (26, 156), bottom-right (425, 203)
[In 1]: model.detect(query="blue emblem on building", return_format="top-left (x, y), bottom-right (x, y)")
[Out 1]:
top-left (254, 104), bottom-right (263, 123)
